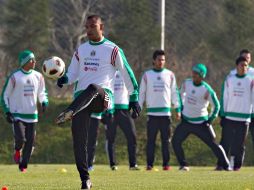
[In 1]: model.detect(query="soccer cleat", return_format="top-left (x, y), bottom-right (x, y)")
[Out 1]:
top-left (111, 165), bottom-right (118, 171)
top-left (129, 165), bottom-right (140, 171)
top-left (146, 165), bottom-right (153, 171)
top-left (163, 165), bottom-right (171, 171)
top-left (81, 179), bottom-right (92, 190)
top-left (214, 166), bottom-right (232, 171)
top-left (214, 166), bottom-right (223, 171)
top-left (88, 166), bottom-right (94, 171)
top-left (179, 166), bottom-right (190, 171)
top-left (19, 167), bottom-right (27, 173)
top-left (55, 109), bottom-right (74, 124)
top-left (13, 150), bottom-right (21, 164)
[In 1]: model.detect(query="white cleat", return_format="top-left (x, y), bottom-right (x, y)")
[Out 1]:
top-left (179, 166), bottom-right (190, 171)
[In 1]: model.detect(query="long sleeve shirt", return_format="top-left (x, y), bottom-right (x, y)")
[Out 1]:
top-left (220, 74), bottom-right (254, 122)
top-left (139, 68), bottom-right (181, 116)
top-left (1, 69), bottom-right (48, 123)
top-left (180, 79), bottom-right (219, 124)
top-left (229, 66), bottom-right (254, 117)
top-left (65, 37), bottom-right (138, 109)
top-left (113, 71), bottom-right (129, 109)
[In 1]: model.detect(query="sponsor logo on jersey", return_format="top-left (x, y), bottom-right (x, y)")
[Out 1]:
top-left (83, 62), bottom-right (99, 66)
top-left (24, 79), bottom-right (34, 96)
top-left (84, 67), bottom-right (98, 72)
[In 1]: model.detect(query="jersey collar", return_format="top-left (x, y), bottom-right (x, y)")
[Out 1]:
top-left (20, 68), bottom-right (33, 74)
top-left (89, 37), bottom-right (106, 45)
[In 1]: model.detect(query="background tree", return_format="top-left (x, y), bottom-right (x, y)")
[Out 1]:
top-left (2, 0), bottom-right (50, 73)
top-left (109, 0), bottom-right (160, 79)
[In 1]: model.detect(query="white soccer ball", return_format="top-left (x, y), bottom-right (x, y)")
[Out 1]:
top-left (42, 56), bottom-right (65, 80)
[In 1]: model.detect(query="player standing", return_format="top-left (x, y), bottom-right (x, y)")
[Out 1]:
top-left (139, 50), bottom-right (181, 171)
top-left (227, 49), bottom-right (254, 167)
top-left (219, 56), bottom-right (254, 171)
top-left (105, 71), bottom-right (139, 170)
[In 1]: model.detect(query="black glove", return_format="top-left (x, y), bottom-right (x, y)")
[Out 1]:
top-left (41, 102), bottom-right (48, 113)
top-left (57, 75), bottom-right (68, 88)
top-left (220, 116), bottom-right (225, 127)
top-left (129, 101), bottom-right (141, 119)
top-left (101, 112), bottom-right (113, 125)
top-left (6, 112), bottom-right (14, 124)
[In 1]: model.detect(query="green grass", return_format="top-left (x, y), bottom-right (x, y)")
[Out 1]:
top-left (0, 165), bottom-right (254, 190)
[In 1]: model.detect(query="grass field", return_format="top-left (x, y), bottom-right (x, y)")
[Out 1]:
top-left (0, 164), bottom-right (253, 190)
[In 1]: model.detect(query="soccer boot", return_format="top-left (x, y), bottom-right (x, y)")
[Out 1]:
top-left (13, 150), bottom-right (21, 164)
top-left (81, 179), bottom-right (92, 190)
top-left (55, 109), bottom-right (73, 124)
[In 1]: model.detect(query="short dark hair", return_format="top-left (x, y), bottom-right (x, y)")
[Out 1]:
top-left (240, 49), bottom-right (251, 55)
top-left (236, 56), bottom-right (248, 65)
top-left (87, 15), bottom-right (102, 22)
top-left (153, 50), bottom-right (165, 60)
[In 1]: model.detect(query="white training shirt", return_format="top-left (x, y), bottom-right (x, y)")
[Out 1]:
top-left (1, 69), bottom-right (48, 123)
top-left (229, 66), bottom-right (254, 117)
top-left (139, 68), bottom-right (181, 116)
top-left (180, 79), bottom-right (220, 124)
top-left (114, 71), bottom-right (129, 109)
top-left (220, 74), bottom-right (254, 122)
top-left (65, 37), bottom-right (138, 110)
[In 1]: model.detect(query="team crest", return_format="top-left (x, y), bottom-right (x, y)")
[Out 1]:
top-left (157, 76), bottom-right (161, 80)
top-left (237, 82), bottom-right (241, 86)
top-left (27, 79), bottom-right (31, 84)
top-left (192, 90), bottom-right (195, 94)
top-left (90, 50), bottom-right (96, 56)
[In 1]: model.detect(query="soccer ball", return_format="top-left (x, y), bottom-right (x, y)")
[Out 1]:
top-left (42, 56), bottom-right (65, 80)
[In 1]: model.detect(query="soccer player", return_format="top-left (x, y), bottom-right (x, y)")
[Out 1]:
top-left (55, 15), bottom-right (140, 190)
top-left (172, 63), bottom-right (229, 171)
top-left (228, 49), bottom-right (254, 166)
top-left (139, 50), bottom-right (181, 171)
top-left (105, 71), bottom-right (139, 171)
top-left (219, 56), bottom-right (254, 171)
top-left (1, 50), bottom-right (48, 172)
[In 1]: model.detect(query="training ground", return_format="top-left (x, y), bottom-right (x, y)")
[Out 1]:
top-left (0, 165), bottom-right (253, 190)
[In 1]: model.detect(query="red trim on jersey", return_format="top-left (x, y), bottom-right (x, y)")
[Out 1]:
top-left (75, 51), bottom-right (79, 62)
top-left (11, 76), bottom-right (16, 88)
top-left (111, 46), bottom-right (118, 66)
top-left (204, 90), bottom-right (209, 100)
top-left (144, 73), bottom-right (147, 84)
top-left (170, 74), bottom-right (174, 88)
